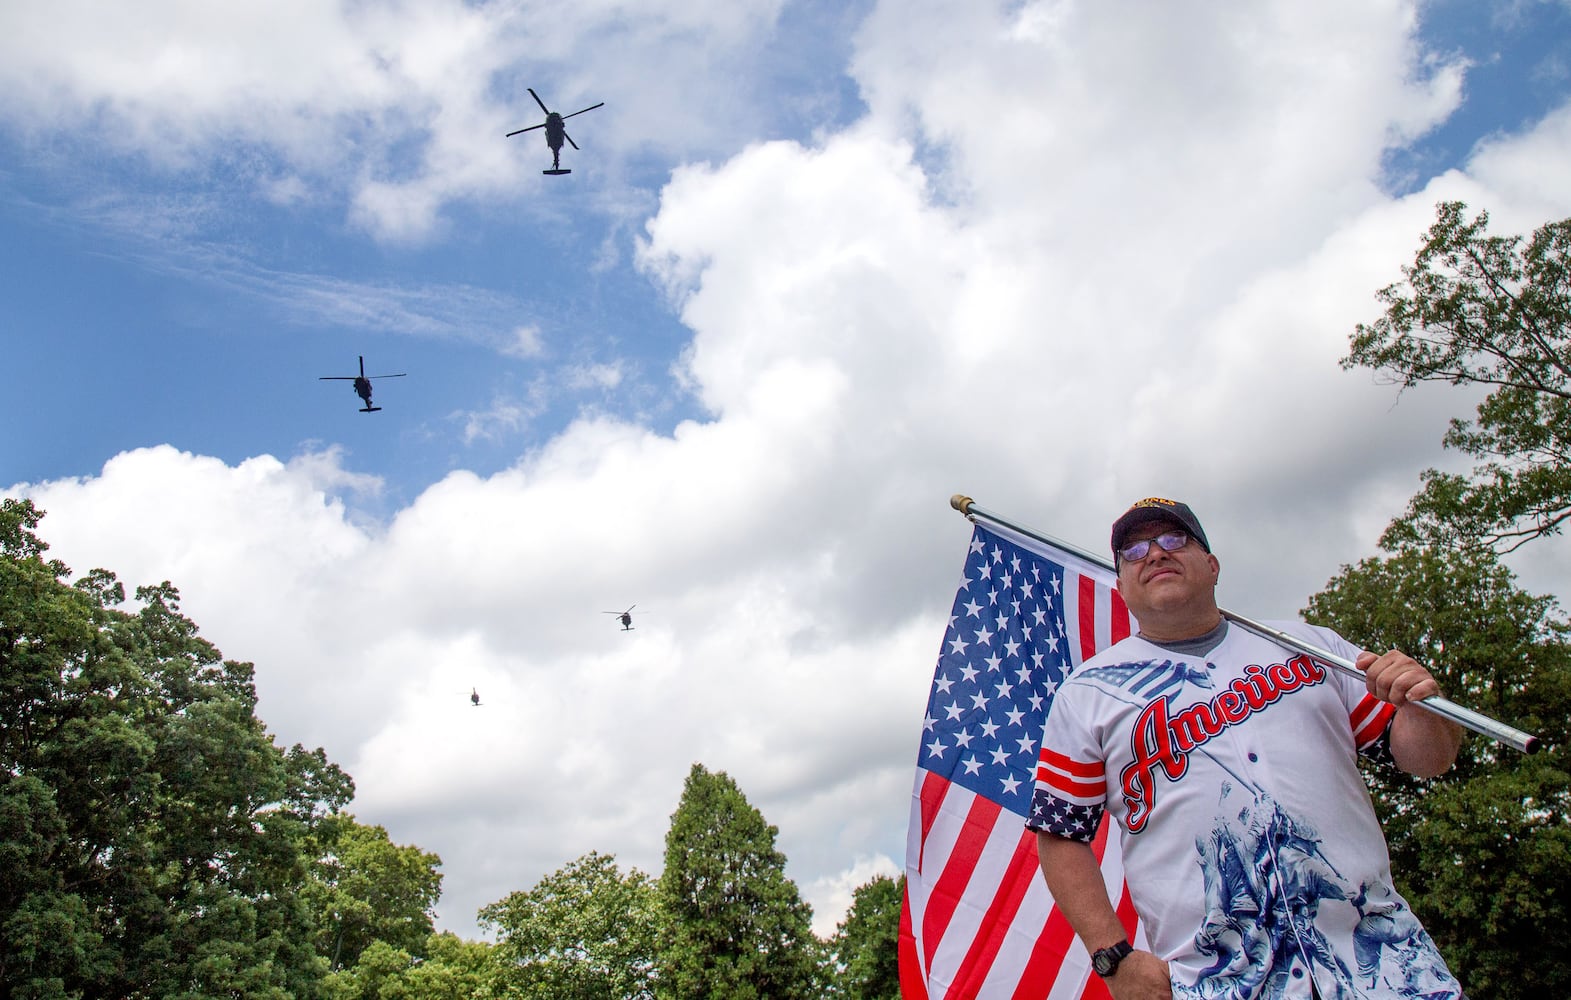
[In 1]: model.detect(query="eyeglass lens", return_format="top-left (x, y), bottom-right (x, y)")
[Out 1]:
top-left (1120, 530), bottom-right (1188, 563)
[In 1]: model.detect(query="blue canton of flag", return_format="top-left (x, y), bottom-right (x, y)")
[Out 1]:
top-left (920, 529), bottom-right (1074, 804)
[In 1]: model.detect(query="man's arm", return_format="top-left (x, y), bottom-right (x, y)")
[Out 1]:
top-left (1036, 831), bottom-right (1171, 1000)
top-left (1358, 649), bottom-right (1464, 778)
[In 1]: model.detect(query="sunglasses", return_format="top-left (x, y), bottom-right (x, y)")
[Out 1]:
top-left (1117, 530), bottom-right (1191, 565)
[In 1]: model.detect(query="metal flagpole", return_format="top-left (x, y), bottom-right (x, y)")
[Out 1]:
top-left (950, 494), bottom-right (1541, 755)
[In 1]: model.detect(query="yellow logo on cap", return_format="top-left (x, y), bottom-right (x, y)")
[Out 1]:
top-left (1130, 497), bottom-right (1179, 509)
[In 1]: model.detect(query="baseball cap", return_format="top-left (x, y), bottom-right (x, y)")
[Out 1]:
top-left (1110, 497), bottom-right (1210, 560)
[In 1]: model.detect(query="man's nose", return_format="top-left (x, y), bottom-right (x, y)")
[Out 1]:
top-left (1136, 542), bottom-right (1176, 566)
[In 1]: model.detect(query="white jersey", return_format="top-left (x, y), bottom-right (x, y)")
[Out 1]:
top-left (1028, 621), bottom-right (1464, 1000)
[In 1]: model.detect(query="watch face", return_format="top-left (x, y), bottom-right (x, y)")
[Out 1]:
top-left (1092, 941), bottom-right (1130, 977)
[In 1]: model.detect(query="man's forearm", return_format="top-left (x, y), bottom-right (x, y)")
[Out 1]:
top-left (1391, 702), bottom-right (1463, 778)
top-left (1035, 831), bottom-right (1128, 950)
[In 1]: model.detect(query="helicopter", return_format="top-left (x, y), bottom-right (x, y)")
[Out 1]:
top-left (319, 355), bottom-right (407, 412)
top-left (506, 88), bottom-right (604, 175)
top-left (604, 605), bottom-right (637, 631)
top-left (471, 687), bottom-right (482, 707)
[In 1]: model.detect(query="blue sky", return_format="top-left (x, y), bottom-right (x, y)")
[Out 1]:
top-left (1387, 0), bottom-right (1571, 185)
top-left (2, 0), bottom-right (875, 509)
top-left (4, 0), bottom-right (1570, 940)
top-left (3, 1), bottom-right (1566, 501)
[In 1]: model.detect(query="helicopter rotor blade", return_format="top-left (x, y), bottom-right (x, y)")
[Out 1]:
top-left (366, 373), bottom-right (407, 380)
top-left (560, 102), bottom-right (603, 121)
top-left (319, 376), bottom-right (356, 380)
top-left (562, 130), bottom-right (580, 151)
top-left (506, 122), bottom-right (546, 137)
top-left (528, 88), bottom-right (551, 115)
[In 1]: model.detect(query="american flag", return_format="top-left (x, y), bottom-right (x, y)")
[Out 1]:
top-left (900, 518), bottom-right (1143, 999)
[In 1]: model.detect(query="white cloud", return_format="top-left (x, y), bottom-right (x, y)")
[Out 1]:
top-left (804, 855), bottom-right (903, 937)
top-left (503, 325), bottom-right (545, 359)
top-left (11, 0), bottom-right (1571, 944)
top-left (456, 396), bottom-right (536, 445)
top-left (260, 172), bottom-right (311, 206)
top-left (564, 361), bottom-right (625, 390)
top-left (0, 0), bottom-right (808, 241)
top-left (1465, 102), bottom-right (1571, 225)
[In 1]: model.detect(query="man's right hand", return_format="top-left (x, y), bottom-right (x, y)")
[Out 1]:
top-left (1105, 949), bottom-right (1172, 1000)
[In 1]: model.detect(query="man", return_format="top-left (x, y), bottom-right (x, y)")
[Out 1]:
top-left (1029, 497), bottom-right (1465, 1000)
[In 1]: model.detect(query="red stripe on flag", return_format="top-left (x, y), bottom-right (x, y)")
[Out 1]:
top-left (1010, 891), bottom-right (1078, 1000)
top-left (922, 791), bottom-right (1005, 970)
top-left (1115, 878), bottom-right (1139, 940)
top-left (899, 880), bottom-right (932, 1000)
top-left (918, 768), bottom-right (949, 865)
top-left (947, 826), bottom-right (1047, 998)
top-left (1110, 588), bottom-right (1131, 644)
top-left (1078, 576), bottom-right (1098, 663)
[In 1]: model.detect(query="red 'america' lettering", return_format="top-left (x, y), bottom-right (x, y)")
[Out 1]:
top-left (1119, 655), bottom-right (1326, 832)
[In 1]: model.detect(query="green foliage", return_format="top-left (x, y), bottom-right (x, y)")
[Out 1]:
top-left (1405, 764), bottom-right (1571, 999)
top-left (1305, 545), bottom-right (1571, 995)
top-left (658, 763), bottom-right (828, 1000)
top-left (414, 932), bottom-right (515, 999)
top-left (305, 816), bottom-right (444, 972)
top-left (1344, 201), bottom-right (1571, 553)
top-left (321, 934), bottom-right (515, 1000)
top-left (0, 498), bottom-right (355, 998)
top-left (322, 940), bottom-right (415, 1000)
top-left (830, 874), bottom-right (903, 1000)
top-left (479, 850), bottom-right (659, 999)
top-left (1325, 199), bottom-right (1571, 994)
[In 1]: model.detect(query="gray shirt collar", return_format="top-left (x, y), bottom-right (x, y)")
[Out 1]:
top-left (1140, 618), bottom-right (1228, 658)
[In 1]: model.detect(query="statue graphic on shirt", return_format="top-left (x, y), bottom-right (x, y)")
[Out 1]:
top-left (1183, 784), bottom-right (1361, 999)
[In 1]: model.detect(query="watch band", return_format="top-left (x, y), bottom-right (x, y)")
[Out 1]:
top-left (1091, 939), bottom-right (1133, 978)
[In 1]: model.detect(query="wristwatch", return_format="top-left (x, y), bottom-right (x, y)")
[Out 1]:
top-left (1091, 939), bottom-right (1133, 978)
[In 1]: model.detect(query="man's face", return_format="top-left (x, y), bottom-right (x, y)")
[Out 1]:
top-left (1114, 519), bottom-right (1220, 622)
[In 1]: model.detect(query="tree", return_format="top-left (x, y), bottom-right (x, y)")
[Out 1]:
top-left (411, 932), bottom-right (515, 999)
top-left (0, 498), bottom-right (355, 998)
top-left (830, 874), bottom-right (902, 1000)
top-left (321, 933), bottom-right (514, 1000)
top-left (1304, 545), bottom-right (1571, 997)
top-left (1343, 201), bottom-right (1571, 553)
top-left (478, 851), bottom-right (659, 1000)
top-left (658, 763), bottom-right (827, 1000)
top-left (304, 815), bottom-right (444, 972)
